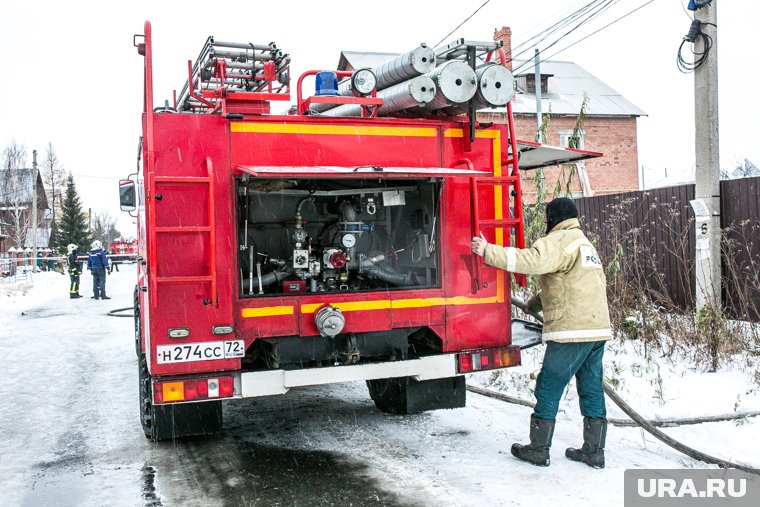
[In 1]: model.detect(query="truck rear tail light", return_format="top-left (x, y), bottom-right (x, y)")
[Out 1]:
top-left (457, 346), bottom-right (520, 373)
top-left (153, 376), bottom-right (235, 404)
top-left (219, 377), bottom-right (234, 397)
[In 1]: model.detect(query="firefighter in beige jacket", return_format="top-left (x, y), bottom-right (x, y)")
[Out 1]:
top-left (471, 197), bottom-right (611, 469)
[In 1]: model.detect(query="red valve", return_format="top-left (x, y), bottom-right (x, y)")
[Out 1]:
top-left (329, 251), bottom-right (347, 269)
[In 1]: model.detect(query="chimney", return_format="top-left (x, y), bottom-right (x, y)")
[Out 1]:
top-left (493, 26), bottom-right (512, 72)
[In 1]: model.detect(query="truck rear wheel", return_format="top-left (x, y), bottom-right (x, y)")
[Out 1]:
top-left (138, 355), bottom-right (155, 439)
top-left (367, 375), bottom-right (466, 414)
top-left (138, 355), bottom-right (223, 441)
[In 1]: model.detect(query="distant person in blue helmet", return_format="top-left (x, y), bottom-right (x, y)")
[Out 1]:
top-left (87, 240), bottom-right (111, 300)
top-left (471, 196), bottom-right (611, 468)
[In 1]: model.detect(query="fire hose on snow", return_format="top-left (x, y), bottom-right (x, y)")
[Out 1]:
top-left (466, 296), bottom-right (760, 475)
top-left (107, 307), bottom-right (134, 318)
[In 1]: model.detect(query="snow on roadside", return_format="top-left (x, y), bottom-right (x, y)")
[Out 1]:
top-left (468, 331), bottom-right (760, 473)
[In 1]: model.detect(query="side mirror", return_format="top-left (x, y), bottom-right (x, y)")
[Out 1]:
top-left (119, 179), bottom-right (136, 212)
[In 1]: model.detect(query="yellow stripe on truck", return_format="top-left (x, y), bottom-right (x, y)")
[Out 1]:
top-left (231, 123), bottom-right (437, 137)
top-left (241, 306), bottom-right (295, 318)
top-left (241, 296), bottom-right (503, 318)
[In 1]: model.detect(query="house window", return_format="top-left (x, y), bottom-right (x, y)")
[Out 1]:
top-left (518, 74), bottom-right (552, 95)
top-left (558, 129), bottom-right (584, 150)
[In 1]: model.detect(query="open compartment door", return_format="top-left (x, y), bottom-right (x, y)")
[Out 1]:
top-left (514, 141), bottom-right (602, 170)
top-left (237, 165), bottom-right (490, 179)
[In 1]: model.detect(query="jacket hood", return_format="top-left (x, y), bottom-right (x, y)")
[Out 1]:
top-left (548, 218), bottom-right (580, 233)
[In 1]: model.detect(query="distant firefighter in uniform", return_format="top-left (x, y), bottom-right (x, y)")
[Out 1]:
top-left (471, 197), bottom-right (611, 468)
top-left (67, 244), bottom-right (83, 299)
top-left (87, 240), bottom-right (111, 300)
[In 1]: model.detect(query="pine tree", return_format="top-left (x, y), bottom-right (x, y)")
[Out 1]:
top-left (57, 174), bottom-right (91, 253)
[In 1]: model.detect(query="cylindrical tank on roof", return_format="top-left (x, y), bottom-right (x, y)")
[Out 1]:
top-left (443, 62), bottom-right (516, 115)
top-left (321, 76), bottom-right (436, 117)
top-left (374, 45), bottom-right (436, 90)
top-left (421, 60), bottom-right (477, 110)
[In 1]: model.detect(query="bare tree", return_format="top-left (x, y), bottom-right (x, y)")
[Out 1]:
top-left (41, 142), bottom-right (66, 222)
top-left (90, 210), bottom-right (121, 248)
top-left (1, 141), bottom-right (31, 248)
top-left (2, 140), bottom-right (27, 172)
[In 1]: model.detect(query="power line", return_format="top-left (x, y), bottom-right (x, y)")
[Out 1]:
top-left (515, 0), bottom-right (657, 75)
top-left (512, 0), bottom-right (608, 57)
top-left (513, 0), bottom-right (600, 49)
top-left (525, 0), bottom-right (622, 62)
top-left (512, 0), bottom-right (624, 74)
top-left (68, 173), bottom-right (120, 181)
top-left (433, 0), bottom-right (491, 49)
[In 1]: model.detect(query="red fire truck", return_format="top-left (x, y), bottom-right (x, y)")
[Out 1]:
top-left (120, 21), bottom-right (598, 440)
top-left (108, 237), bottom-right (138, 263)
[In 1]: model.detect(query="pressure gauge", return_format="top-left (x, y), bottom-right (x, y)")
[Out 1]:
top-left (341, 233), bottom-right (357, 248)
top-left (351, 68), bottom-right (377, 97)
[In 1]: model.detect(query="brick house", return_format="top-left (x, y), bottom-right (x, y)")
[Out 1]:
top-left (486, 27), bottom-right (646, 201)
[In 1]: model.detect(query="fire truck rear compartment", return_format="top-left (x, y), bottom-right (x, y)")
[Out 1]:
top-left (236, 177), bottom-right (440, 296)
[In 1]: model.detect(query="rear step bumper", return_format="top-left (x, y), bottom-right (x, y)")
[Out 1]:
top-left (238, 354), bottom-right (458, 397)
top-left (233, 321), bottom-right (539, 399)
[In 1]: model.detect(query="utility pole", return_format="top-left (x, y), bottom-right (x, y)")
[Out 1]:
top-left (32, 150), bottom-right (38, 271)
top-left (534, 49), bottom-right (543, 140)
top-left (692, 1), bottom-right (720, 310)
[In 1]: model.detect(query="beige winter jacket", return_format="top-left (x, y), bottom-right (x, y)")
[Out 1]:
top-left (484, 218), bottom-right (611, 343)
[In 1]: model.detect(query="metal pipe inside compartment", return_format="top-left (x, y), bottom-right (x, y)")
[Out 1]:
top-left (256, 262), bottom-right (263, 295)
top-left (242, 267), bottom-right (294, 292)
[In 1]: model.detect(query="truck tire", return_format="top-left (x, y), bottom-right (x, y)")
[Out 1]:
top-left (138, 354), bottom-right (155, 439)
top-left (134, 286), bottom-right (141, 358)
top-left (138, 355), bottom-right (223, 441)
top-left (367, 375), bottom-right (466, 415)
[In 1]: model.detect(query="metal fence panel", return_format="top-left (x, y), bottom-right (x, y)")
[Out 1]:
top-left (721, 176), bottom-right (760, 321)
top-left (575, 177), bottom-right (760, 321)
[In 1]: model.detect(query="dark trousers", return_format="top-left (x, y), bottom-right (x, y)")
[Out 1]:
top-left (92, 269), bottom-right (106, 298)
top-left (534, 340), bottom-right (606, 420)
top-left (69, 273), bottom-right (80, 296)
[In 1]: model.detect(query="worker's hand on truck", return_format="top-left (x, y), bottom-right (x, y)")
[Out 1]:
top-left (470, 232), bottom-right (487, 257)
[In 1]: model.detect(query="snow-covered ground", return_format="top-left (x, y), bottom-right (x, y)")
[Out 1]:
top-left (1, 266), bottom-right (759, 506)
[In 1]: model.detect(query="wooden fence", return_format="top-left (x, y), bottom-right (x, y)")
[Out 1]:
top-left (720, 176), bottom-right (760, 321)
top-left (574, 176), bottom-right (759, 321)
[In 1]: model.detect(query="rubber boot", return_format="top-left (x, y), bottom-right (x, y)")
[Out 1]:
top-left (101, 294), bottom-right (111, 300)
top-left (511, 415), bottom-right (555, 466)
top-left (565, 417), bottom-right (607, 468)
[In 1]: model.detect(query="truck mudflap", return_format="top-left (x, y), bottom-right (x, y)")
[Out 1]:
top-left (238, 354), bottom-right (458, 397)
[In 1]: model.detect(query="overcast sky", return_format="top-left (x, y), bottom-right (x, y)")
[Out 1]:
top-left (2, 0), bottom-right (757, 236)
